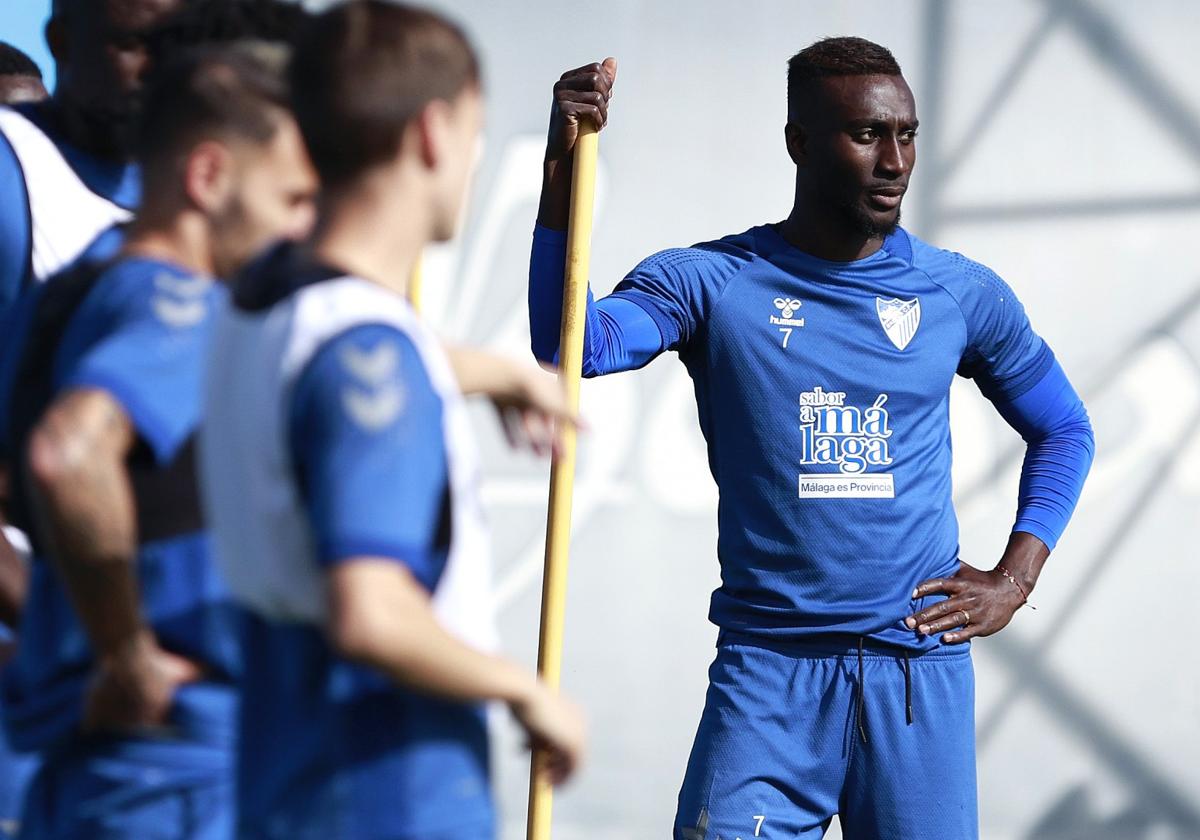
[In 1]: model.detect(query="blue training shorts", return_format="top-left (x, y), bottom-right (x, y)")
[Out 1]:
top-left (675, 633), bottom-right (977, 840)
top-left (16, 683), bottom-right (235, 840)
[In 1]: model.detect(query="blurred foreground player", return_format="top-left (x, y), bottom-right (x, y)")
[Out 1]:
top-left (201, 4), bottom-right (586, 838)
top-left (0, 0), bottom-right (182, 312)
top-left (529, 40), bottom-right (1095, 838)
top-left (0, 44), bottom-right (316, 838)
top-left (0, 5), bottom-right (180, 831)
top-left (0, 0), bottom-right (309, 315)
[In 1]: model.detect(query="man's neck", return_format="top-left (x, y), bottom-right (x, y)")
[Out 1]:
top-left (311, 179), bottom-right (429, 300)
top-left (41, 98), bottom-right (129, 163)
top-left (122, 211), bottom-right (214, 278)
top-left (778, 199), bottom-right (884, 263)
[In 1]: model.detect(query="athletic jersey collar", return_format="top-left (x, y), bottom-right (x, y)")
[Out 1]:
top-left (756, 222), bottom-right (913, 272)
top-left (231, 241), bottom-right (350, 313)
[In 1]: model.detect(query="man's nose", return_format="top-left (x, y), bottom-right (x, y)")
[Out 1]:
top-left (118, 46), bottom-right (150, 93)
top-left (877, 137), bottom-right (909, 177)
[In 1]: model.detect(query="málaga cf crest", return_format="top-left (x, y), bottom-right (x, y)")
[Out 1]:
top-left (875, 297), bottom-right (921, 351)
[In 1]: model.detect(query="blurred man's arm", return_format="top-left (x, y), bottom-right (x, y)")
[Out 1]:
top-left (27, 388), bottom-right (199, 730)
top-left (0, 526), bottom-right (26, 627)
top-left (445, 346), bottom-right (582, 456)
top-left (326, 557), bottom-right (583, 785)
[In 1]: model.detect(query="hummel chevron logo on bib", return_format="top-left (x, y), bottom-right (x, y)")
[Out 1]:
top-left (339, 341), bottom-right (406, 430)
top-left (151, 271), bottom-right (209, 328)
top-left (797, 387), bottom-right (895, 498)
top-left (875, 296), bottom-right (920, 350)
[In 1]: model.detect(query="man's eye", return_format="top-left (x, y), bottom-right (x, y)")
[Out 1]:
top-left (854, 130), bottom-right (877, 142)
top-left (901, 131), bottom-right (918, 143)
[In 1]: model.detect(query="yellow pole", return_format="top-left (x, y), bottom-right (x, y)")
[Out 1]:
top-left (408, 255), bottom-right (424, 313)
top-left (526, 122), bottom-right (599, 840)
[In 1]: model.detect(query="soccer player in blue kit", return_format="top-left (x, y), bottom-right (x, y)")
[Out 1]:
top-left (0, 0), bottom-right (179, 312)
top-left (529, 39), bottom-right (1095, 838)
top-left (0, 3), bottom-right (179, 832)
top-left (0, 5), bottom-right (309, 834)
top-left (201, 4), bottom-right (586, 838)
top-left (0, 43), bottom-right (318, 838)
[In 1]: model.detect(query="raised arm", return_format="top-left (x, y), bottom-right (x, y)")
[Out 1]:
top-left (537, 59), bottom-right (618, 234)
top-left (529, 59), bottom-right (665, 376)
top-left (529, 60), bottom-right (746, 377)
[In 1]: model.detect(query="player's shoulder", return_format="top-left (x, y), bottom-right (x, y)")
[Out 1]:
top-left (0, 104), bottom-right (54, 177)
top-left (633, 224), bottom-right (768, 281)
top-left (300, 321), bottom-right (441, 435)
top-left (320, 322), bottom-right (424, 382)
top-left (88, 256), bottom-right (221, 329)
top-left (900, 229), bottom-right (1016, 304)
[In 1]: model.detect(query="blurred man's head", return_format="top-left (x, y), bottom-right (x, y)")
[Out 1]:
top-left (136, 43), bottom-right (316, 277)
top-left (46, 0), bottom-right (307, 160)
top-left (0, 42), bottom-right (48, 104)
top-left (785, 37), bottom-right (916, 239)
top-left (145, 0), bottom-right (308, 62)
top-left (291, 0), bottom-right (482, 242)
top-left (46, 0), bottom-right (185, 157)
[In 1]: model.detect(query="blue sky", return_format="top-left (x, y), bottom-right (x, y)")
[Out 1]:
top-left (2, 3), bottom-right (56, 87)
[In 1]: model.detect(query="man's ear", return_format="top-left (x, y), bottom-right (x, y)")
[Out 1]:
top-left (784, 121), bottom-right (807, 167)
top-left (45, 16), bottom-right (67, 66)
top-left (183, 141), bottom-right (235, 214)
top-left (413, 98), bottom-right (453, 171)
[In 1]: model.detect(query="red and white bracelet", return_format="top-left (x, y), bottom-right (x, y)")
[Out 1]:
top-left (997, 565), bottom-right (1036, 610)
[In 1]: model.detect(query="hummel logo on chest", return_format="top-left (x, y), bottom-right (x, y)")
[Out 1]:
top-left (770, 296), bottom-right (805, 327)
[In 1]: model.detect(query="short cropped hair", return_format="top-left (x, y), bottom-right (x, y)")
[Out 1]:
top-left (146, 0), bottom-right (309, 65)
top-left (0, 42), bottom-right (42, 79)
top-left (787, 37), bottom-right (903, 120)
top-left (136, 42), bottom-right (291, 171)
top-left (290, 0), bottom-right (480, 188)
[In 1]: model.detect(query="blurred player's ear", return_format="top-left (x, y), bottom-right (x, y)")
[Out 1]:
top-left (413, 98), bottom-right (454, 172)
top-left (45, 17), bottom-right (67, 66)
top-left (183, 140), bottom-right (236, 214)
top-left (784, 121), bottom-right (807, 167)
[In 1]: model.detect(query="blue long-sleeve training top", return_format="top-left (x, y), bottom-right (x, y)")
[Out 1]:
top-left (529, 222), bottom-right (1095, 650)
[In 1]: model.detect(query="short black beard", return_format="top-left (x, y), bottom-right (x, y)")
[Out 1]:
top-left (840, 199), bottom-right (901, 240)
top-left (54, 99), bottom-right (142, 161)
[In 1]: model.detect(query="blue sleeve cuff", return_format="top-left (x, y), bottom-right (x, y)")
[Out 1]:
top-left (533, 223), bottom-right (567, 246)
top-left (1011, 523), bottom-right (1058, 553)
top-left (63, 371), bottom-right (184, 466)
top-left (608, 289), bottom-right (682, 350)
top-left (319, 538), bottom-right (437, 591)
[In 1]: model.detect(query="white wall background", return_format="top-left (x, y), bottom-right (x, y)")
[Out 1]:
top-left (312, 1), bottom-right (1200, 837)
